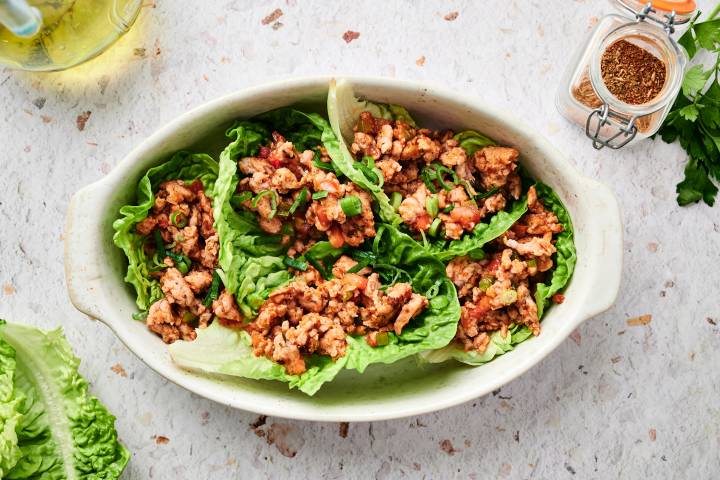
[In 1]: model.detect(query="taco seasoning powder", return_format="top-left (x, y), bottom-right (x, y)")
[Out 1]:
top-left (600, 39), bottom-right (667, 105)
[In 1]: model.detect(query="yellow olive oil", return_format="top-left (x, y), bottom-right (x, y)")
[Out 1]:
top-left (0, 0), bottom-right (141, 71)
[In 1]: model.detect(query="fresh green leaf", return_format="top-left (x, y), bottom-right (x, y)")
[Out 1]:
top-left (679, 104), bottom-right (701, 122)
top-left (533, 183), bottom-right (577, 318)
top-left (682, 65), bottom-right (711, 98)
top-left (420, 324), bottom-right (532, 365)
top-left (0, 321), bottom-right (129, 479)
top-left (0, 333), bottom-right (21, 477)
top-left (693, 18), bottom-right (720, 51)
top-left (676, 157), bottom-right (717, 205)
top-left (453, 130), bottom-right (496, 156)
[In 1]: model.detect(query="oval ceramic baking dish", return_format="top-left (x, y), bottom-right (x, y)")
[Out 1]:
top-left (64, 76), bottom-right (622, 422)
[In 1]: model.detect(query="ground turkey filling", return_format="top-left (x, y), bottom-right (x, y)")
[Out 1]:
top-left (236, 131), bottom-right (376, 253)
top-left (135, 179), bottom-right (242, 343)
top-left (445, 186), bottom-right (564, 353)
top-left (351, 111), bottom-right (522, 239)
top-left (247, 255), bottom-right (428, 375)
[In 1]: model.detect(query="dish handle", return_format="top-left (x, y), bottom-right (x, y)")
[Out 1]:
top-left (64, 181), bottom-right (109, 322)
top-left (578, 177), bottom-right (624, 319)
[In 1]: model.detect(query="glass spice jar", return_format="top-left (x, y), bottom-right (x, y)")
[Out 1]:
top-left (556, 0), bottom-right (696, 149)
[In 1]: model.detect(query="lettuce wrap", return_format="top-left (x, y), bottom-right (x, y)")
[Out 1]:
top-left (421, 182), bottom-right (576, 365)
top-left (112, 152), bottom-right (219, 312)
top-left (170, 223), bottom-right (461, 395)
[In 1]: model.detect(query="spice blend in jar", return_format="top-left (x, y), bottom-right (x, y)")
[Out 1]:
top-left (600, 38), bottom-right (667, 105)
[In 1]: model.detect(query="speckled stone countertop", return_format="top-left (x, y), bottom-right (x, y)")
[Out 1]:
top-left (1, 1), bottom-right (718, 478)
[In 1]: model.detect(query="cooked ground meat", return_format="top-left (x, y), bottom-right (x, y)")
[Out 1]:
top-left (246, 255), bottom-right (428, 375)
top-left (138, 179), bottom-right (240, 343)
top-left (350, 111), bottom-right (522, 240)
top-left (445, 186), bottom-right (563, 353)
top-left (235, 132), bottom-right (376, 251)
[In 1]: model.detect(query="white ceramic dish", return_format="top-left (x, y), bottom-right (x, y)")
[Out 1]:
top-left (65, 76), bottom-right (622, 422)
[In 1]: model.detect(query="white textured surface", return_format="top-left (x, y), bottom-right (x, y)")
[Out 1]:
top-left (0, 1), bottom-right (718, 478)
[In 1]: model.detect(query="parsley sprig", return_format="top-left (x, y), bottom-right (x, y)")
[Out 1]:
top-left (658, 5), bottom-right (720, 206)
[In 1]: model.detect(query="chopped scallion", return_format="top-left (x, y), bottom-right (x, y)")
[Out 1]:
top-left (312, 190), bottom-right (328, 200)
top-left (391, 191), bottom-right (403, 210)
top-left (288, 187), bottom-right (309, 215)
top-left (202, 270), bottom-right (222, 307)
top-left (169, 211), bottom-right (187, 228)
top-left (283, 256), bottom-right (308, 271)
top-left (428, 217), bottom-right (442, 237)
top-left (340, 195), bottom-right (362, 217)
top-left (478, 277), bottom-right (493, 291)
top-left (230, 191), bottom-right (253, 209)
top-left (425, 196), bottom-right (439, 219)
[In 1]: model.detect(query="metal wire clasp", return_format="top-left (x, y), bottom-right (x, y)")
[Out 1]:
top-left (585, 103), bottom-right (638, 150)
top-left (634, 2), bottom-right (678, 33)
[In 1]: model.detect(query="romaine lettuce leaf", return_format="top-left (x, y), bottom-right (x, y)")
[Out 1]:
top-left (453, 130), bottom-right (496, 156)
top-left (112, 152), bottom-right (219, 311)
top-left (420, 324), bottom-right (533, 366)
top-left (327, 79), bottom-right (402, 224)
top-left (0, 335), bottom-right (21, 478)
top-left (0, 320), bottom-right (129, 479)
top-left (533, 183), bottom-right (577, 318)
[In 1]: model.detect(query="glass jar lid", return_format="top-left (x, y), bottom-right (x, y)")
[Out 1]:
top-left (615, 0), bottom-right (697, 26)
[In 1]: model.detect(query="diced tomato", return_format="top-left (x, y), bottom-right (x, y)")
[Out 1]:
top-left (415, 214), bottom-right (432, 231)
top-left (343, 273), bottom-right (368, 291)
top-left (552, 294), bottom-right (565, 304)
top-left (157, 215), bottom-right (169, 228)
top-left (460, 296), bottom-right (492, 329)
top-left (486, 258), bottom-right (501, 273)
top-left (189, 179), bottom-right (203, 193)
top-left (259, 146), bottom-right (271, 158)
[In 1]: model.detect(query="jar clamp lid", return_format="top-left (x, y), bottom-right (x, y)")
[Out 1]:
top-left (586, 1), bottom-right (693, 149)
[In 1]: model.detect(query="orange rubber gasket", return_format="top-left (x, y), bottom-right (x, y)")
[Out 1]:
top-left (651, 0), bottom-right (696, 15)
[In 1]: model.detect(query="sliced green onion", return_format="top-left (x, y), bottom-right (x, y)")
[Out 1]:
top-left (476, 186), bottom-right (499, 201)
top-left (425, 196), bottom-right (439, 219)
top-left (283, 256), bottom-right (308, 271)
top-left (391, 192), bottom-right (403, 210)
top-left (230, 191), bottom-right (253, 209)
top-left (312, 190), bottom-right (328, 200)
top-left (420, 167), bottom-right (438, 193)
top-left (313, 152), bottom-right (335, 171)
top-left (478, 277), bottom-right (493, 291)
top-left (347, 259), bottom-right (370, 273)
top-left (527, 258), bottom-right (537, 269)
top-left (430, 296), bottom-right (449, 309)
top-left (202, 270), bottom-right (222, 307)
top-left (170, 211), bottom-right (188, 228)
top-left (435, 169), bottom-right (452, 191)
top-left (340, 195), bottom-right (362, 217)
top-left (305, 255), bottom-right (331, 280)
top-left (182, 311), bottom-right (197, 323)
top-left (443, 204), bottom-right (455, 213)
top-left (281, 222), bottom-right (294, 236)
top-left (428, 217), bottom-right (442, 237)
top-left (362, 155), bottom-right (375, 168)
top-left (499, 289), bottom-right (518, 305)
top-left (374, 332), bottom-right (389, 346)
top-left (353, 161), bottom-right (380, 185)
top-left (372, 167), bottom-right (385, 187)
top-left (288, 187), bottom-right (309, 215)
top-left (153, 230), bottom-right (166, 258)
top-left (252, 190), bottom-right (278, 219)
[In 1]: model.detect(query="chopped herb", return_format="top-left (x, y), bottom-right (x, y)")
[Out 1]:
top-left (153, 230), bottom-right (166, 258)
top-left (443, 204), bottom-right (455, 213)
top-left (230, 191), bottom-right (253, 209)
top-left (340, 195), bottom-right (362, 216)
top-left (288, 187), bottom-right (309, 214)
top-left (283, 256), bottom-right (308, 271)
top-left (475, 186), bottom-right (499, 201)
top-left (169, 211), bottom-right (187, 228)
top-left (428, 217), bottom-right (442, 237)
top-left (312, 190), bottom-right (329, 200)
top-left (478, 277), bottom-right (493, 291)
top-left (252, 190), bottom-right (278, 219)
top-left (391, 191), bottom-right (403, 210)
top-left (362, 155), bottom-right (376, 168)
top-left (425, 196), bottom-right (439, 219)
top-left (202, 270), bottom-right (222, 307)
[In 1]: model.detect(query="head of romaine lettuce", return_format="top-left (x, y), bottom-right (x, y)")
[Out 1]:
top-left (0, 320), bottom-right (129, 479)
